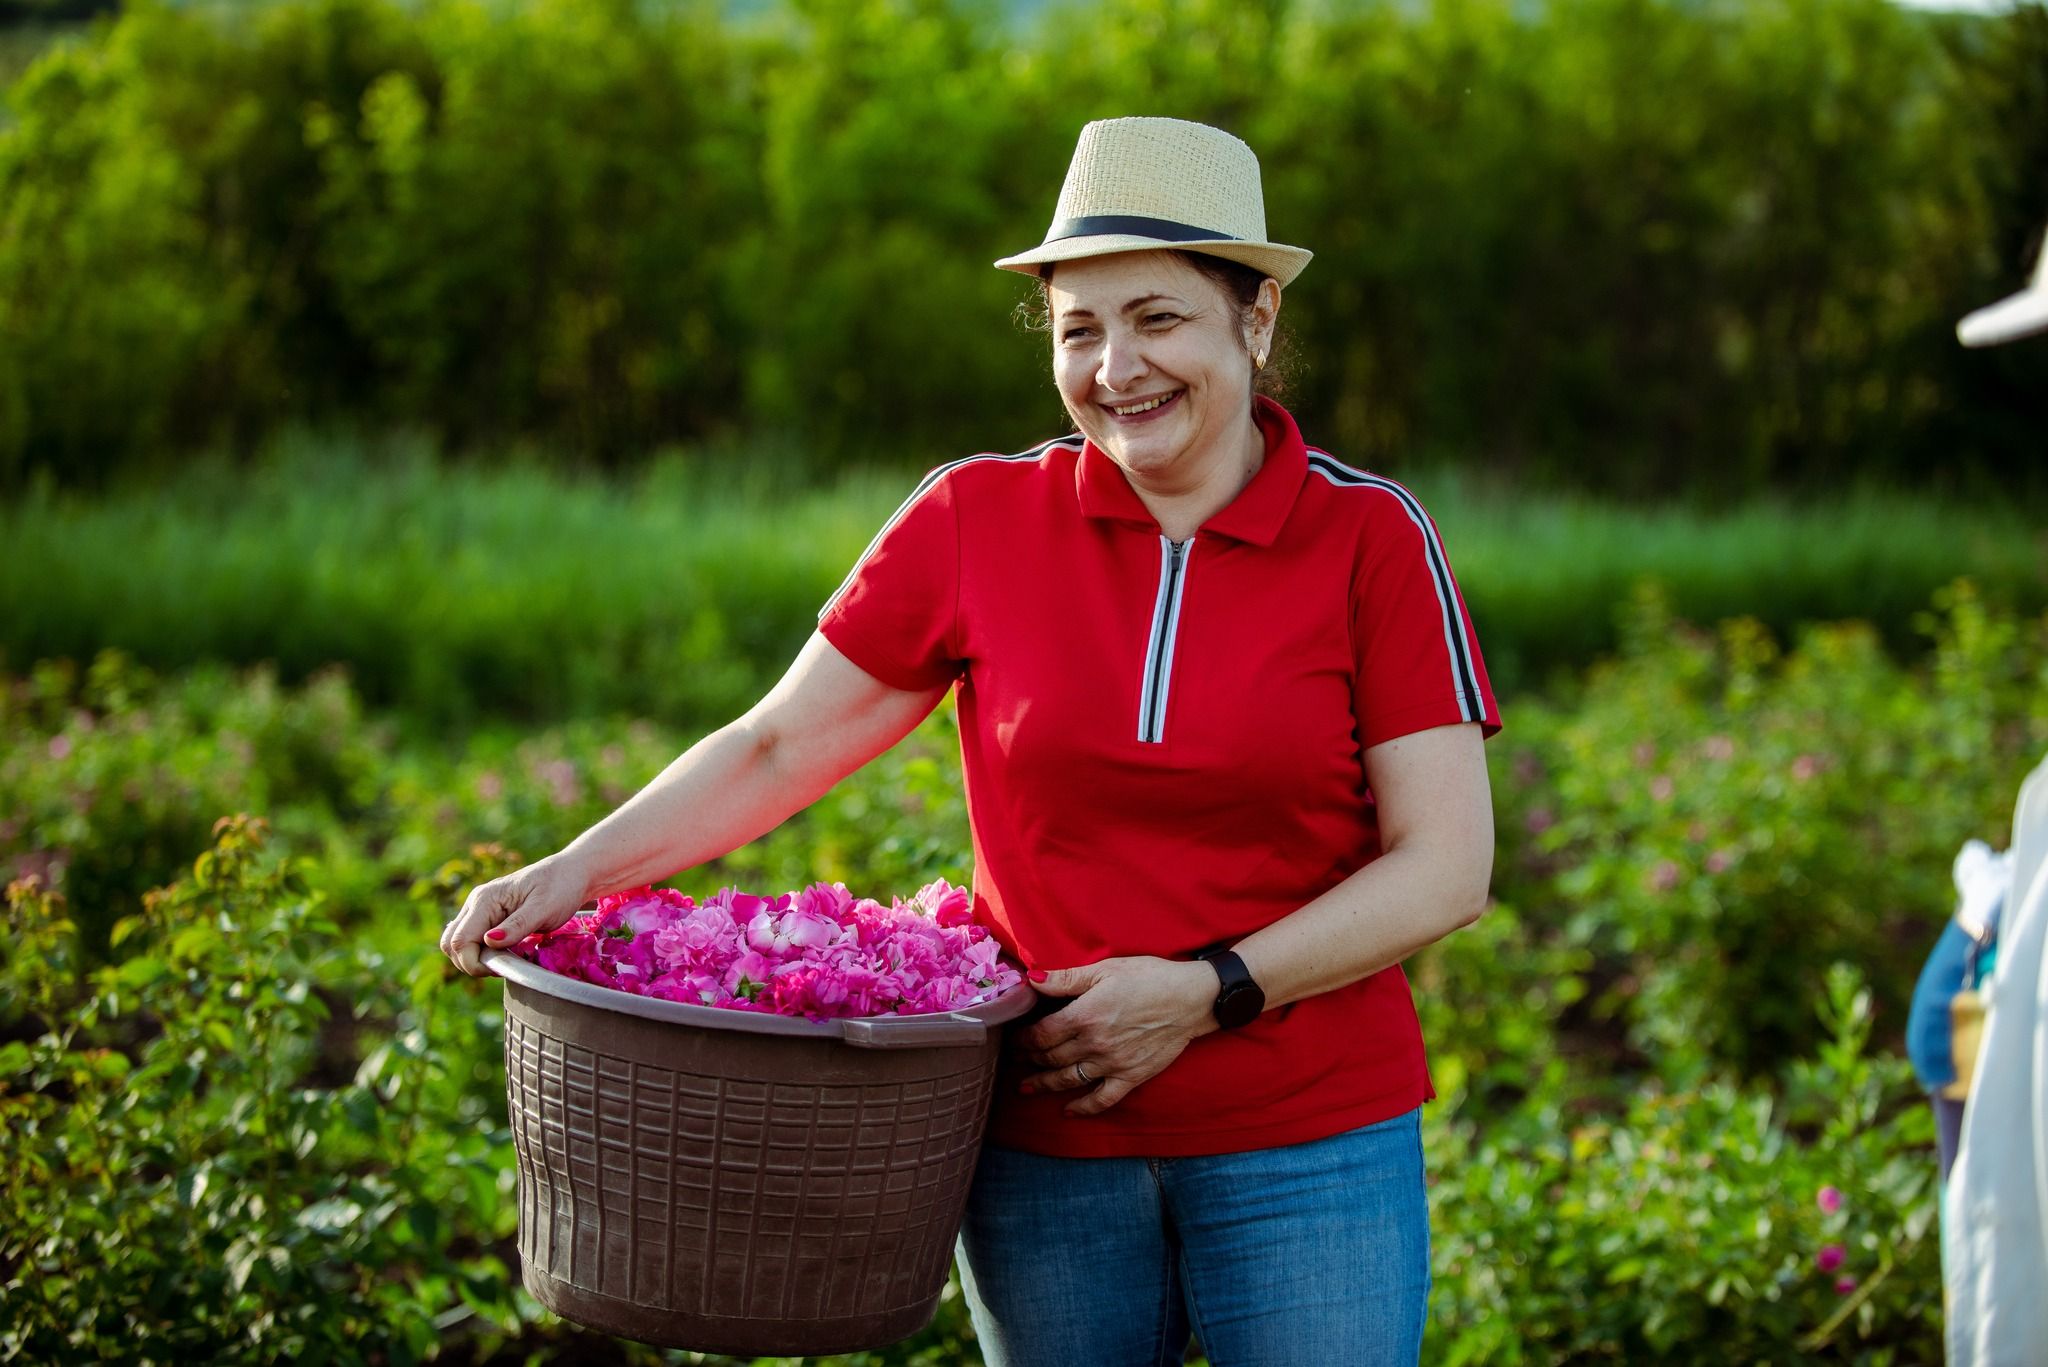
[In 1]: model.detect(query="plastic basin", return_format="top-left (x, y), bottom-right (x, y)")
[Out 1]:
top-left (482, 946), bottom-right (1033, 1355)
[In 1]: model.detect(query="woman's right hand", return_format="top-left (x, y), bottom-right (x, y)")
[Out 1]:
top-left (433, 634), bottom-right (949, 979)
top-left (440, 851), bottom-right (596, 978)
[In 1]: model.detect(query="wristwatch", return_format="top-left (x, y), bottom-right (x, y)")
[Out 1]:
top-left (1196, 946), bottom-right (1265, 1030)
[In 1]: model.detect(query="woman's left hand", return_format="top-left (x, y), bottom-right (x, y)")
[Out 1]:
top-left (1017, 957), bottom-right (1218, 1116)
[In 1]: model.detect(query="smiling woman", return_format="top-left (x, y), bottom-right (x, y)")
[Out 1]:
top-left (1018, 249), bottom-right (1296, 396)
top-left (441, 115), bottom-right (1500, 1367)
top-left (1038, 251), bottom-right (1279, 540)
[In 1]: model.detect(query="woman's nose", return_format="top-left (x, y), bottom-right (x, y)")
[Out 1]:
top-left (1097, 333), bottom-right (1147, 392)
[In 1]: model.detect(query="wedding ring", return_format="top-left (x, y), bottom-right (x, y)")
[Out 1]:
top-left (1074, 1062), bottom-right (1093, 1085)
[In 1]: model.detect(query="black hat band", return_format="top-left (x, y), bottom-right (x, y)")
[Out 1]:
top-left (1046, 214), bottom-right (1242, 244)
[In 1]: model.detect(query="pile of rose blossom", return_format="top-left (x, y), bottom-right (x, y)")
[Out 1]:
top-left (510, 878), bottom-right (1019, 1021)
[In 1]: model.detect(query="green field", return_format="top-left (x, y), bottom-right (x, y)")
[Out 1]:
top-left (5, 433), bottom-right (2041, 728)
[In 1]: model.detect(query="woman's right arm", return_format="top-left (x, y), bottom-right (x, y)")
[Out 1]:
top-left (438, 631), bottom-right (951, 976)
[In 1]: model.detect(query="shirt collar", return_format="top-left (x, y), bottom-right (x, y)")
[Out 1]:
top-left (1074, 396), bottom-right (1308, 548)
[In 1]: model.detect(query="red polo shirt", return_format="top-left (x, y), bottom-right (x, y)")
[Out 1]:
top-left (817, 398), bottom-right (1500, 1157)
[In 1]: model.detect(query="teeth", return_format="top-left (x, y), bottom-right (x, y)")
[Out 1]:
top-left (1110, 392), bottom-right (1177, 416)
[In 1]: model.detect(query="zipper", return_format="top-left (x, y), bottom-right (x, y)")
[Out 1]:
top-left (1137, 536), bottom-right (1193, 744)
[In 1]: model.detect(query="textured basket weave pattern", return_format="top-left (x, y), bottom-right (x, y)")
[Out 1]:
top-left (504, 998), bottom-right (998, 1343)
top-left (1053, 116), bottom-right (1268, 239)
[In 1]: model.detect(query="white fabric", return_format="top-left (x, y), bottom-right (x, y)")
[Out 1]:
top-left (1956, 288), bottom-right (2048, 348)
top-left (1945, 751), bottom-right (2048, 1365)
top-left (2010, 758), bottom-right (2048, 921)
top-left (1953, 839), bottom-right (2012, 942)
top-left (1957, 222), bottom-right (2048, 347)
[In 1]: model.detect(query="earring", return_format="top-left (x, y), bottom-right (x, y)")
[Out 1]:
top-left (1254, 349), bottom-right (1268, 371)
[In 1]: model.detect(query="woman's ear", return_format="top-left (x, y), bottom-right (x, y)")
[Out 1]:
top-left (1251, 278), bottom-right (1282, 357)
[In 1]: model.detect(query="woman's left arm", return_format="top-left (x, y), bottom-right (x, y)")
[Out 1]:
top-left (1020, 721), bottom-right (1494, 1113)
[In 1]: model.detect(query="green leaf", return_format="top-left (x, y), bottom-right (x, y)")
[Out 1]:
top-left (340, 1087), bottom-right (379, 1135)
top-left (354, 1049), bottom-right (389, 1090)
top-left (225, 1240), bottom-right (264, 1293)
top-left (409, 1202), bottom-right (442, 1248)
top-left (176, 1167), bottom-right (212, 1209)
top-left (171, 925), bottom-right (218, 960)
top-left (298, 1197), bottom-right (362, 1235)
top-left (116, 956), bottom-right (166, 988)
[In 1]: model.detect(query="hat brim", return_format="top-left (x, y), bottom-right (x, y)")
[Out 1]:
top-left (995, 234), bottom-right (1312, 288)
top-left (1957, 287), bottom-right (2048, 347)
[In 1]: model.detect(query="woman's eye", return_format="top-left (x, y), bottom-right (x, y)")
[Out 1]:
top-left (1145, 313), bottom-right (1181, 327)
top-left (1060, 328), bottom-right (1094, 343)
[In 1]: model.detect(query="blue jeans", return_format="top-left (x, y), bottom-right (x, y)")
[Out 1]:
top-left (955, 1106), bottom-right (1430, 1367)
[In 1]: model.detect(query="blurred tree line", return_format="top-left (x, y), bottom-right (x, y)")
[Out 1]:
top-left (0, 0), bottom-right (2043, 497)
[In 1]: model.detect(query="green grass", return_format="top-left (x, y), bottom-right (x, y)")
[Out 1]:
top-left (5, 430), bottom-right (2042, 728)
top-left (1445, 481), bottom-right (2048, 693)
top-left (2, 429), bottom-right (900, 729)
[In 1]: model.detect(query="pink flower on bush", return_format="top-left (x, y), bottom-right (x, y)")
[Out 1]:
top-left (516, 878), bottom-right (1019, 1021)
top-left (1701, 734), bottom-right (1735, 762)
top-left (1815, 1244), bottom-right (1845, 1274)
top-left (1791, 753), bottom-right (1824, 782)
top-left (535, 758), bottom-right (582, 806)
top-left (1647, 860), bottom-right (1682, 893)
top-left (1834, 1275), bottom-right (1857, 1295)
top-left (1817, 1185), bottom-right (1843, 1214)
top-left (1649, 775), bottom-right (1675, 802)
top-left (1706, 848), bottom-right (1735, 875)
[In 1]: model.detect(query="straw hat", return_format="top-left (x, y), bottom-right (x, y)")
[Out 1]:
top-left (995, 117), bottom-right (1312, 286)
top-left (1958, 222), bottom-right (2048, 347)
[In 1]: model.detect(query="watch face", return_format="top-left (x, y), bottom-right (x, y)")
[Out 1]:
top-left (1216, 980), bottom-right (1264, 1029)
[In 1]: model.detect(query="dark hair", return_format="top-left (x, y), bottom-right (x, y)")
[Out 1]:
top-left (1014, 250), bottom-right (1296, 399)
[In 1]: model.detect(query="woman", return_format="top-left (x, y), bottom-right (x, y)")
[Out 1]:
top-left (442, 117), bottom-right (1500, 1366)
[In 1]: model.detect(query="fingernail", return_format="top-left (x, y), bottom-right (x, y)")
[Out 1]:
top-left (1019, 1082), bottom-right (1035, 1095)
top-left (487, 928), bottom-right (505, 941)
top-left (1027, 969), bottom-right (1046, 983)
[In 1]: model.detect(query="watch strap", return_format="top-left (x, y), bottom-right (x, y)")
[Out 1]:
top-left (1196, 946), bottom-right (1264, 1028)
top-left (1200, 946), bottom-right (1254, 993)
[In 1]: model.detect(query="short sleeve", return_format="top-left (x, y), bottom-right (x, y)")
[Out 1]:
top-left (1351, 486), bottom-right (1502, 748)
top-left (817, 469), bottom-right (963, 692)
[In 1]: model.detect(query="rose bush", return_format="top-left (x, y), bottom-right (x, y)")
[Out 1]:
top-left (9, 578), bottom-right (2040, 1360)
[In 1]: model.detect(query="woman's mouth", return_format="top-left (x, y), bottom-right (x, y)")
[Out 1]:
top-left (1104, 389), bottom-right (1184, 423)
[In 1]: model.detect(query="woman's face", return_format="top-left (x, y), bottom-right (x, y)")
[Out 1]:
top-left (1046, 251), bottom-right (1276, 483)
